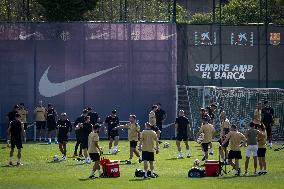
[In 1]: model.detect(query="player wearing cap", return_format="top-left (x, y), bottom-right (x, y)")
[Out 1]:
top-left (57, 113), bottom-right (72, 161)
top-left (104, 110), bottom-right (120, 154)
top-left (8, 113), bottom-right (25, 166)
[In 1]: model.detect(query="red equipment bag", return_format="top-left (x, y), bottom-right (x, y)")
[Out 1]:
top-left (100, 158), bottom-right (120, 177)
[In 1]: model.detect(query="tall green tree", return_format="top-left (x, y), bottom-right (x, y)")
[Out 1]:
top-left (36, 0), bottom-right (99, 21)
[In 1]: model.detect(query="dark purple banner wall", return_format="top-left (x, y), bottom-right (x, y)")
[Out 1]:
top-left (0, 23), bottom-right (177, 139)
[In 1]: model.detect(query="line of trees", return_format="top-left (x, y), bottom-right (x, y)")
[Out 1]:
top-left (0, 0), bottom-right (283, 24)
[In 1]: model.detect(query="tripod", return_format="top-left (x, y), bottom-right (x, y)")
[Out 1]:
top-left (218, 145), bottom-right (229, 176)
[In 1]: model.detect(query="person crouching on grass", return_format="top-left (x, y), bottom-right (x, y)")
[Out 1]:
top-left (113, 114), bottom-right (142, 164)
top-left (222, 124), bottom-right (247, 176)
top-left (8, 113), bottom-right (25, 166)
top-left (56, 113), bottom-right (72, 161)
top-left (88, 124), bottom-right (103, 179)
top-left (139, 122), bottom-right (159, 179)
top-left (257, 124), bottom-right (267, 175)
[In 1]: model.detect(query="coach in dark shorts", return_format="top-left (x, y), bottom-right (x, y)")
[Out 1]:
top-left (175, 110), bottom-right (191, 158)
top-left (8, 113), bottom-right (25, 166)
top-left (155, 103), bottom-right (167, 138)
top-left (80, 116), bottom-right (93, 149)
top-left (261, 100), bottom-right (274, 148)
top-left (57, 113), bottom-right (72, 160)
top-left (105, 110), bottom-right (120, 154)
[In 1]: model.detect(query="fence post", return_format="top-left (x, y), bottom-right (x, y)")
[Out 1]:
top-left (172, 0), bottom-right (176, 23)
top-left (265, 0), bottom-right (269, 88)
top-left (124, 0), bottom-right (128, 21)
top-left (34, 122), bottom-right (36, 142)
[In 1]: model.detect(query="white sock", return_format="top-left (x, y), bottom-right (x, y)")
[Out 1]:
top-left (144, 170), bottom-right (148, 177)
top-left (90, 170), bottom-right (94, 176)
top-left (98, 170), bottom-right (102, 176)
top-left (186, 150), bottom-right (190, 155)
top-left (151, 170), bottom-right (154, 176)
top-left (49, 138), bottom-right (51, 142)
top-left (17, 158), bottom-right (21, 163)
top-left (210, 148), bottom-right (213, 153)
top-left (55, 138), bottom-right (58, 142)
top-left (114, 146), bottom-right (118, 150)
top-left (9, 157), bottom-right (12, 161)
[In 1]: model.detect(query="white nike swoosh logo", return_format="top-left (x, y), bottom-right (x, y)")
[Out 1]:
top-left (19, 33), bottom-right (36, 40)
top-left (39, 65), bottom-right (120, 97)
top-left (160, 33), bottom-right (176, 40)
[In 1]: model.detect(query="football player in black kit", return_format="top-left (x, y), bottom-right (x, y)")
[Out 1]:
top-left (105, 110), bottom-right (120, 154)
top-left (262, 100), bottom-right (274, 149)
top-left (73, 109), bottom-right (88, 157)
top-left (46, 103), bottom-right (58, 145)
top-left (87, 107), bottom-right (100, 125)
top-left (155, 103), bottom-right (167, 140)
top-left (8, 113), bottom-right (25, 166)
top-left (57, 113), bottom-right (72, 161)
top-left (175, 110), bottom-right (191, 158)
top-left (76, 116), bottom-right (93, 164)
top-left (6, 105), bottom-right (20, 147)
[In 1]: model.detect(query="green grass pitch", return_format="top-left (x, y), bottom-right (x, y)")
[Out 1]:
top-left (1, 140), bottom-right (284, 189)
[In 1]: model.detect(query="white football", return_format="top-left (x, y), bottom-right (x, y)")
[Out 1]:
top-left (53, 155), bottom-right (59, 161)
top-left (194, 159), bottom-right (200, 166)
top-left (163, 142), bottom-right (170, 148)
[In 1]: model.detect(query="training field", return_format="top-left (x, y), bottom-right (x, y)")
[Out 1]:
top-left (1, 141), bottom-right (284, 189)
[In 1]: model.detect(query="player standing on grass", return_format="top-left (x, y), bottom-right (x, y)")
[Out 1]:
top-left (34, 100), bottom-right (47, 141)
top-left (175, 110), bottom-right (191, 158)
top-left (207, 104), bottom-right (217, 156)
top-left (219, 111), bottom-right (230, 163)
top-left (197, 118), bottom-right (215, 161)
top-left (88, 124), bottom-right (103, 179)
top-left (73, 109), bottom-right (88, 157)
top-left (155, 103), bottom-right (167, 140)
top-left (46, 103), bottom-right (58, 145)
top-left (87, 107), bottom-right (100, 125)
top-left (78, 116), bottom-right (93, 164)
top-left (8, 113), bottom-right (25, 166)
top-left (149, 105), bottom-right (161, 141)
top-left (244, 122), bottom-right (258, 176)
top-left (139, 122), bottom-right (159, 179)
top-left (261, 100), bottom-right (274, 149)
top-left (57, 113), bottom-right (72, 161)
top-left (7, 105), bottom-right (20, 146)
top-left (113, 114), bottom-right (142, 164)
top-left (222, 124), bottom-right (247, 176)
top-left (257, 124), bottom-right (267, 175)
top-left (253, 102), bottom-right (262, 128)
top-left (18, 103), bottom-right (28, 143)
top-left (105, 110), bottom-right (120, 154)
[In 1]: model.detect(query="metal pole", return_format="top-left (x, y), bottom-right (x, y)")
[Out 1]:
top-left (173, 0), bottom-right (177, 23)
top-left (124, 0), bottom-right (127, 21)
top-left (119, 0), bottom-right (123, 21)
top-left (265, 0), bottom-right (268, 88)
top-left (219, 0), bottom-right (223, 87)
top-left (213, 0), bottom-right (216, 23)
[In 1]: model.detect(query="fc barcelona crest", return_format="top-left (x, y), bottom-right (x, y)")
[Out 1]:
top-left (270, 33), bottom-right (280, 46)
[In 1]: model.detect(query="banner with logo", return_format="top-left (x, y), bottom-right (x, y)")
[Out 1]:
top-left (0, 23), bottom-right (177, 139)
top-left (177, 24), bottom-right (284, 88)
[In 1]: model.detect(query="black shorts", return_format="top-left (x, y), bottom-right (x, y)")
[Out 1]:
top-left (176, 134), bottom-right (188, 141)
top-left (263, 122), bottom-right (272, 136)
top-left (80, 140), bottom-right (88, 149)
top-left (23, 123), bottom-right (28, 131)
top-left (218, 138), bottom-right (229, 148)
top-left (130, 141), bottom-right (138, 148)
top-left (228, 150), bottom-right (242, 160)
top-left (257, 148), bottom-right (266, 157)
top-left (89, 153), bottom-right (100, 162)
top-left (36, 121), bottom-right (46, 130)
top-left (11, 140), bottom-right (23, 149)
top-left (142, 151), bottom-right (154, 161)
top-left (58, 136), bottom-right (68, 144)
top-left (156, 122), bottom-right (163, 131)
top-left (47, 121), bottom-right (57, 131)
top-left (201, 142), bottom-right (211, 152)
top-left (108, 130), bottom-right (119, 140)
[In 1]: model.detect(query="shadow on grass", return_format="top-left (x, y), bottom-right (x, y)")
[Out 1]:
top-left (129, 178), bottom-right (148, 182)
top-left (38, 143), bottom-right (50, 145)
top-left (165, 157), bottom-right (178, 160)
top-left (46, 161), bottom-right (61, 164)
top-left (79, 178), bottom-right (91, 181)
